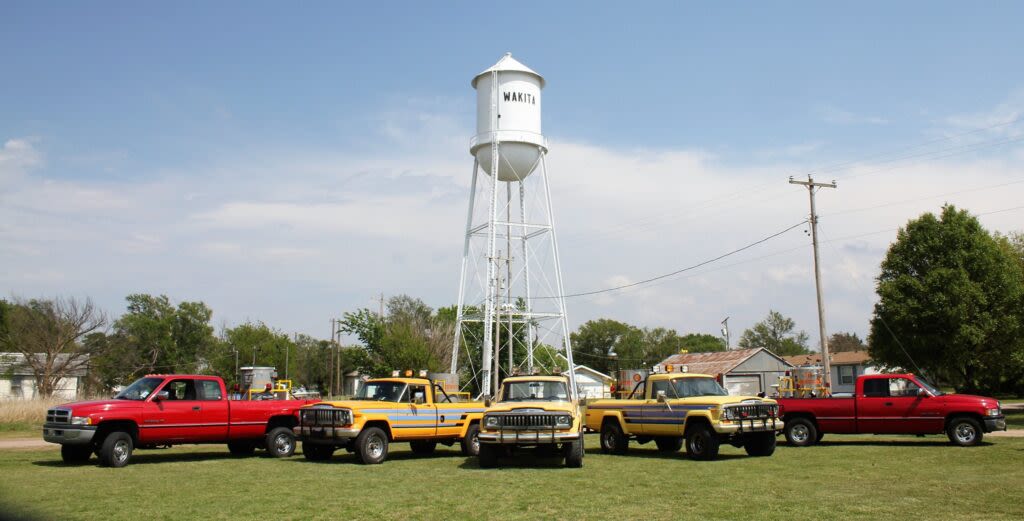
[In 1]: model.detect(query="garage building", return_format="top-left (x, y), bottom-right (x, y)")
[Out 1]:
top-left (659, 348), bottom-right (793, 396)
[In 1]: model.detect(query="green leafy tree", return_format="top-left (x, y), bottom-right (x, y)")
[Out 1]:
top-left (869, 205), bottom-right (1024, 394)
top-left (738, 310), bottom-right (810, 356)
top-left (340, 295), bottom-right (454, 377)
top-left (108, 294), bottom-right (216, 378)
top-left (679, 333), bottom-right (727, 353)
top-left (569, 319), bottom-right (633, 374)
top-left (829, 332), bottom-right (867, 353)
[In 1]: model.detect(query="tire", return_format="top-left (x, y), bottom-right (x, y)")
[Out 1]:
top-left (60, 445), bottom-right (92, 464)
top-left (564, 438), bottom-right (584, 468)
top-left (947, 417), bottom-right (984, 447)
top-left (410, 440), bottom-right (437, 455)
top-left (265, 427), bottom-right (296, 458)
top-left (685, 424), bottom-right (720, 461)
top-left (600, 420), bottom-right (628, 455)
top-left (302, 443), bottom-right (334, 461)
top-left (784, 418), bottom-right (818, 447)
top-left (743, 432), bottom-right (777, 457)
top-left (655, 436), bottom-right (683, 452)
top-left (227, 441), bottom-right (256, 456)
top-left (460, 423), bottom-right (480, 456)
top-left (478, 443), bottom-right (499, 468)
top-left (99, 431), bottom-right (134, 468)
top-left (355, 427), bottom-right (388, 464)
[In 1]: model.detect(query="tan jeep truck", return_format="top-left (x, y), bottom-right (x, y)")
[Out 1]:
top-left (477, 375), bottom-right (584, 468)
top-left (584, 368), bottom-right (782, 460)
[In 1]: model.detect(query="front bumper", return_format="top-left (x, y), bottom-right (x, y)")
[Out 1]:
top-left (294, 425), bottom-right (360, 443)
top-left (479, 430), bottom-right (580, 444)
top-left (42, 424), bottom-right (97, 445)
top-left (984, 416), bottom-right (1007, 432)
top-left (717, 418), bottom-right (783, 434)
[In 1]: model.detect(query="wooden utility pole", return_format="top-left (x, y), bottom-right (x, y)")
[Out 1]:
top-left (789, 175), bottom-right (837, 392)
top-left (329, 318), bottom-right (336, 398)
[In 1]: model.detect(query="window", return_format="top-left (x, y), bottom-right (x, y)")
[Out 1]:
top-left (650, 380), bottom-right (671, 398)
top-left (863, 378), bottom-right (888, 397)
top-left (839, 365), bottom-right (855, 386)
top-left (433, 384), bottom-right (452, 403)
top-left (198, 380), bottom-right (223, 401)
top-left (408, 385), bottom-right (427, 403)
top-left (888, 378), bottom-right (921, 398)
top-left (163, 379), bottom-right (197, 400)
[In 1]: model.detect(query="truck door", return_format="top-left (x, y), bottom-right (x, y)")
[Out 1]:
top-left (859, 377), bottom-right (931, 433)
top-left (196, 379), bottom-right (229, 441)
top-left (142, 379), bottom-right (202, 444)
top-left (432, 384), bottom-right (462, 438)
top-left (404, 384), bottom-right (438, 438)
top-left (642, 380), bottom-right (683, 436)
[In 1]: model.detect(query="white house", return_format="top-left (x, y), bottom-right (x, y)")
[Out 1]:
top-left (555, 354), bottom-right (614, 398)
top-left (0, 353), bottom-right (89, 400)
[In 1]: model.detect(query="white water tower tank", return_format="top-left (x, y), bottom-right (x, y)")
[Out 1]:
top-left (471, 53), bottom-right (546, 182)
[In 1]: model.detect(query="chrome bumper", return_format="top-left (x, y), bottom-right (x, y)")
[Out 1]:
top-left (42, 424), bottom-right (97, 445)
top-left (984, 417), bottom-right (1006, 432)
top-left (294, 425), bottom-right (360, 441)
top-left (479, 430), bottom-right (580, 444)
top-left (717, 418), bottom-right (783, 434)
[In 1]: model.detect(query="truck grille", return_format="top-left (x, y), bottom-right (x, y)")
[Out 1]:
top-left (494, 414), bottom-right (560, 430)
top-left (300, 407), bottom-right (352, 426)
top-left (46, 408), bottom-right (71, 424)
top-left (725, 403), bottom-right (777, 419)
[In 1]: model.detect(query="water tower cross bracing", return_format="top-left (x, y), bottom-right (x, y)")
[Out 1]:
top-left (450, 53), bottom-right (578, 398)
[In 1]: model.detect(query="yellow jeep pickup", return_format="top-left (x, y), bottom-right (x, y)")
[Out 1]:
top-left (584, 370), bottom-right (782, 460)
top-left (478, 375), bottom-right (584, 468)
top-left (295, 376), bottom-right (485, 464)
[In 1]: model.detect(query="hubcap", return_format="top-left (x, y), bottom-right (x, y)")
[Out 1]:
top-left (471, 433), bottom-right (479, 453)
top-left (955, 423), bottom-right (976, 443)
top-left (114, 440), bottom-right (129, 463)
top-left (275, 434), bottom-right (292, 454)
top-left (603, 431), bottom-right (615, 450)
top-left (692, 435), bottom-right (705, 453)
top-left (368, 435), bottom-right (384, 459)
top-left (791, 424), bottom-right (809, 443)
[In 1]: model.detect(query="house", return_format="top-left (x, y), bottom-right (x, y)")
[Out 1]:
top-left (659, 348), bottom-right (793, 396)
top-left (783, 350), bottom-right (880, 394)
top-left (0, 353), bottom-right (89, 400)
top-left (555, 354), bottom-right (614, 398)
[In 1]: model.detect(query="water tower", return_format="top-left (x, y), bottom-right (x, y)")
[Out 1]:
top-left (450, 53), bottom-right (578, 399)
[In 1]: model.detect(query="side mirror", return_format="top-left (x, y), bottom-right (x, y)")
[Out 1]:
top-left (484, 396), bottom-right (492, 408)
top-left (656, 390), bottom-right (667, 403)
top-left (917, 388), bottom-right (928, 398)
top-left (154, 390), bottom-right (170, 401)
top-left (579, 396), bottom-right (588, 406)
top-left (413, 394), bottom-right (425, 405)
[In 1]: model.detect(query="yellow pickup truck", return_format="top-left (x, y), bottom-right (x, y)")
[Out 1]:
top-left (584, 369), bottom-right (782, 460)
top-left (478, 375), bottom-right (584, 468)
top-left (295, 375), bottom-right (485, 464)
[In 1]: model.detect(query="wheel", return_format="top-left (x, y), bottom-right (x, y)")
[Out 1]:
top-left (99, 431), bottom-right (134, 468)
top-left (355, 427), bottom-right (388, 464)
top-left (685, 424), bottom-right (720, 461)
top-left (265, 427), bottom-right (296, 458)
top-left (410, 440), bottom-right (437, 455)
top-left (302, 443), bottom-right (334, 461)
top-left (743, 432), bottom-right (777, 457)
top-left (460, 423), bottom-right (480, 456)
top-left (478, 443), bottom-right (499, 468)
top-left (227, 441), bottom-right (256, 456)
top-left (564, 438), bottom-right (584, 468)
top-left (947, 417), bottom-right (983, 447)
top-left (655, 436), bottom-right (683, 452)
top-left (784, 418), bottom-right (818, 447)
top-left (60, 445), bottom-right (92, 464)
top-left (600, 420), bottom-right (628, 455)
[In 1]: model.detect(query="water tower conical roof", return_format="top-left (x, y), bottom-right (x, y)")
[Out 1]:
top-left (471, 53), bottom-right (545, 88)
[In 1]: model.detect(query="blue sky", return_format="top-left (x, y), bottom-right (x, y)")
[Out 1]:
top-left (3, 2), bottom-right (1023, 344)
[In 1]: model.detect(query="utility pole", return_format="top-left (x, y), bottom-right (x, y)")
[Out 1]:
top-left (720, 317), bottom-right (730, 350)
top-left (329, 318), bottom-right (336, 397)
top-left (789, 175), bottom-right (837, 392)
top-left (376, 292), bottom-right (385, 318)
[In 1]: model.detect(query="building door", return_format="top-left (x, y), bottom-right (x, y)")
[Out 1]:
top-left (724, 375), bottom-right (761, 396)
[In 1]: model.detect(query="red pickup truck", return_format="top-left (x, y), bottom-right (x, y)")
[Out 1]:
top-left (42, 374), bottom-right (318, 467)
top-left (777, 373), bottom-right (1006, 447)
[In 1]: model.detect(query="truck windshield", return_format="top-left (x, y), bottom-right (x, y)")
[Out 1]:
top-left (916, 377), bottom-right (944, 396)
top-left (671, 377), bottom-right (728, 398)
top-left (501, 380), bottom-right (569, 402)
top-left (114, 377), bottom-right (164, 400)
top-left (354, 382), bottom-right (407, 402)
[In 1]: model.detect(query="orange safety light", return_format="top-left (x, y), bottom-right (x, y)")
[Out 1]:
top-left (404, 369), bottom-right (413, 377)
top-left (665, 364), bottom-right (674, 373)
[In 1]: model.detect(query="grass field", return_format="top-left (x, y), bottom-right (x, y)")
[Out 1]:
top-left (1005, 408), bottom-right (1024, 429)
top-left (1, 434), bottom-right (1022, 521)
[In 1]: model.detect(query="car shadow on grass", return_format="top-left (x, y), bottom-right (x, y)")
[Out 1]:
top-left (582, 448), bottom-right (749, 461)
top-left (31, 450), bottom-right (279, 467)
top-left (287, 447), bottom-right (467, 465)
top-left (457, 454), bottom-right (571, 470)
top-left (785, 439), bottom-right (992, 448)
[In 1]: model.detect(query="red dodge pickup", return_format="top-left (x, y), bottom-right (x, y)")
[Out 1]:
top-left (42, 374), bottom-right (318, 467)
top-left (777, 373), bottom-right (1006, 447)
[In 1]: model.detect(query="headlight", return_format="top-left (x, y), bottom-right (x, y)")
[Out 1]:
top-left (70, 416), bottom-right (92, 426)
top-left (555, 415), bottom-right (571, 427)
top-left (337, 409), bottom-right (353, 425)
top-left (987, 408), bottom-right (1000, 417)
top-left (722, 408), bottom-right (735, 420)
top-left (484, 416), bottom-right (499, 428)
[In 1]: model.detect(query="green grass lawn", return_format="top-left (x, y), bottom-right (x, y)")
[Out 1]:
top-left (1005, 409), bottom-right (1024, 429)
top-left (1, 435), bottom-right (1022, 521)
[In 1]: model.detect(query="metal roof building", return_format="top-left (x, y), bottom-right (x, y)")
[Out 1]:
top-left (660, 348), bottom-right (793, 396)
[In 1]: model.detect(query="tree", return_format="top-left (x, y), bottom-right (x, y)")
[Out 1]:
top-left (738, 310), bottom-right (810, 356)
top-left (679, 333), bottom-right (727, 353)
top-left (869, 205), bottom-right (1024, 394)
top-left (340, 295), bottom-right (454, 377)
top-left (0, 297), bottom-right (107, 397)
top-left (109, 294), bottom-right (216, 378)
top-left (828, 332), bottom-right (867, 353)
top-left (569, 319), bottom-right (633, 375)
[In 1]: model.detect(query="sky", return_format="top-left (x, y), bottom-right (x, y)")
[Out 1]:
top-left (2, 2), bottom-right (1023, 348)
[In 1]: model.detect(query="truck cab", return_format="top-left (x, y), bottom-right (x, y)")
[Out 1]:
top-left (585, 368), bottom-right (783, 460)
top-left (295, 374), bottom-right (486, 464)
top-left (477, 375), bottom-right (584, 468)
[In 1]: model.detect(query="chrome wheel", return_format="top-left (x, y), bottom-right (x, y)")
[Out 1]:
top-left (790, 424), bottom-right (810, 444)
top-left (274, 433), bottom-right (293, 455)
top-left (954, 422), bottom-right (977, 444)
top-left (367, 434), bottom-right (384, 459)
top-left (602, 430), bottom-right (616, 451)
top-left (113, 440), bottom-right (130, 465)
top-left (470, 432), bottom-right (479, 455)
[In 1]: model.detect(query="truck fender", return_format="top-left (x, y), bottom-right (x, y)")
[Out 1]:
top-left (458, 419), bottom-right (480, 439)
top-left (265, 414), bottom-right (298, 432)
top-left (362, 420), bottom-right (392, 441)
top-left (600, 412), bottom-right (627, 433)
top-left (94, 420), bottom-right (140, 446)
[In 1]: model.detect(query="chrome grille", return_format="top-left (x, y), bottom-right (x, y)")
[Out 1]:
top-left (495, 414), bottom-right (560, 430)
top-left (300, 407), bottom-right (351, 426)
top-left (726, 404), bottom-right (776, 419)
top-left (46, 408), bottom-right (71, 424)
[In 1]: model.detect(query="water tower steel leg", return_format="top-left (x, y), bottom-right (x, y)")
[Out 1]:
top-left (519, 181), bottom-right (535, 373)
top-left (450, 159), bottom-right (480, 375)
top-left (480, 139), bottom-right (501, 398)
top-left (539, 151), bottom-right (578, 400)
top-left (506, 182), bottom-right (514, 376)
